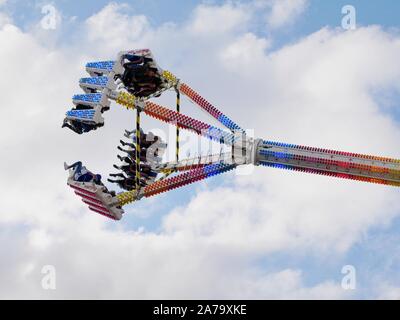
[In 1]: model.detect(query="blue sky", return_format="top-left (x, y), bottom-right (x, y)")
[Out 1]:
top-left (1, 0), bottom-right (400, 299)
top-left (6, 0), bottom-right (400, 26)
top-left (6, 0), bottom-right (400, 40)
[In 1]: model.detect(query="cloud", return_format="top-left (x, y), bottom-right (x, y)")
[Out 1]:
top-left (0, 10), bottom-right (11, 28)
top-left (85, 3), bottom-right (149, 53)
top-left (220, 32), bottom-right (271, 67)
top-left (0, 13), bottom-right (9, 26)
top-left (377, 284), bottom-right (400, 300)
top-left (264, 0), bottom-right (309, 29)
top-left (189, 2), bottom-right (251, 35)
top-left (0, 1), bottom-right (399, 299)
top-left (0, 223), bottom-right (349, 299)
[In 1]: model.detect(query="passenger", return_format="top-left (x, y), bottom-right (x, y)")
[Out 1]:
top-left (62, 118), bottom-right (99, 135)
top-left (123, 54), bottom-right (145, 65)
top-left (117, 146), bottom-right (136, 158)
top-left (114, 162), bottom-right (153, 177)
top-left (74, 104), bottom-right (91, 110)
top-left (64, 161), bottom-right (102, 184)
top-left (121, 64), bottom-right (145, 86)
top-left (133, 67), bottom-right (161, 85)
top-left (117, 153), bottom-right (147, 165)
top-left (124, 128), bottom-right (145, 139)
top-left (115, 163), bottom-right (135, 177)
top-left (119, 56), bottom-right (162, 97)
top-left (119, 139), bottom-right (150, 157)
top-left (119, 140), bottom-right (136, 149)
top-left (108, 177), bottom-right (135, 191)
top-left (62, 119), bottom-right (82, 134)
top-left (123, 64), bottom-right (160, 84)
top-left (108, 175), bottom-right (148, 190)
top-left (62, 103), bottom-right (103, 134)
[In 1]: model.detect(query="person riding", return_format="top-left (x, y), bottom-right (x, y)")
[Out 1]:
top-left (113, 162), bottom-right (152, 176)
top-left (122, 131), bottom-right (159, 148)
top-left (62, 104), bottom-right (103, 134)
top-left (108, 174), bottom-right (149, 190)
top-left (64, 161), bottom-right (102, 184)
top-left (118, 53), bottom-right (162, 97)
top-left (62, 118), bottom-right (102, 135)
top-left (108, 174), bottom-right (136, 191)
top-left (117, 153), bottom-right (147, 165)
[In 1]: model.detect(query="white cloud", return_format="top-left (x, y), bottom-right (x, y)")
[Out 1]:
top-left (189, 2), bottom-right (250, 35)
top-left (264, 0), bottom-right (309, 29)
top-left (0, 225), bottom-right (349, 299)
top-left (0, 11), bottom-right (11, 28)
top-left (85, 3), bottom-right (149, 53)
top-left (377, 284), bottom-right (400, 300)
top-left (0, 1), bottom-right (399, 299)
top-left (220, 32), bottom-right (271, 68)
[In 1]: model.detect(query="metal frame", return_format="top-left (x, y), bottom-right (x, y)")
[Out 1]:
top-left (63, 49), bottom-right (400, 220)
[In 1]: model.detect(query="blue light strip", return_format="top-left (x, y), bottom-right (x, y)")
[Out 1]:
top-left (86, 61), bottom-right (115, 71)
top-left (262, 140), bottom-right (297, 148)
top-left (66, 109), bottom-right (96, 120)
top-left (79, 76), bottom-right (108, 87)
top-left (260, 161), bottom-right (292, 170)
top-left (217, 114), bottom-right (242, 131)
top-left (72, 93), bottom-right (102, 104)
top-left (207, 126), bottom-right (236, 144)
top-left (203, 163), bottom-right (235, 177)
top-left (259, 149), bottom-right (294, 160)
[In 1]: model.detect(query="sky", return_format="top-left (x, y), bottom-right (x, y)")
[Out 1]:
top-left (0, 0), bottom-right (400, 299)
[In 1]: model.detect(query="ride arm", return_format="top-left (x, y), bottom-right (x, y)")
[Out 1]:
top-left (256, 140), bottom-right (400, 186)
